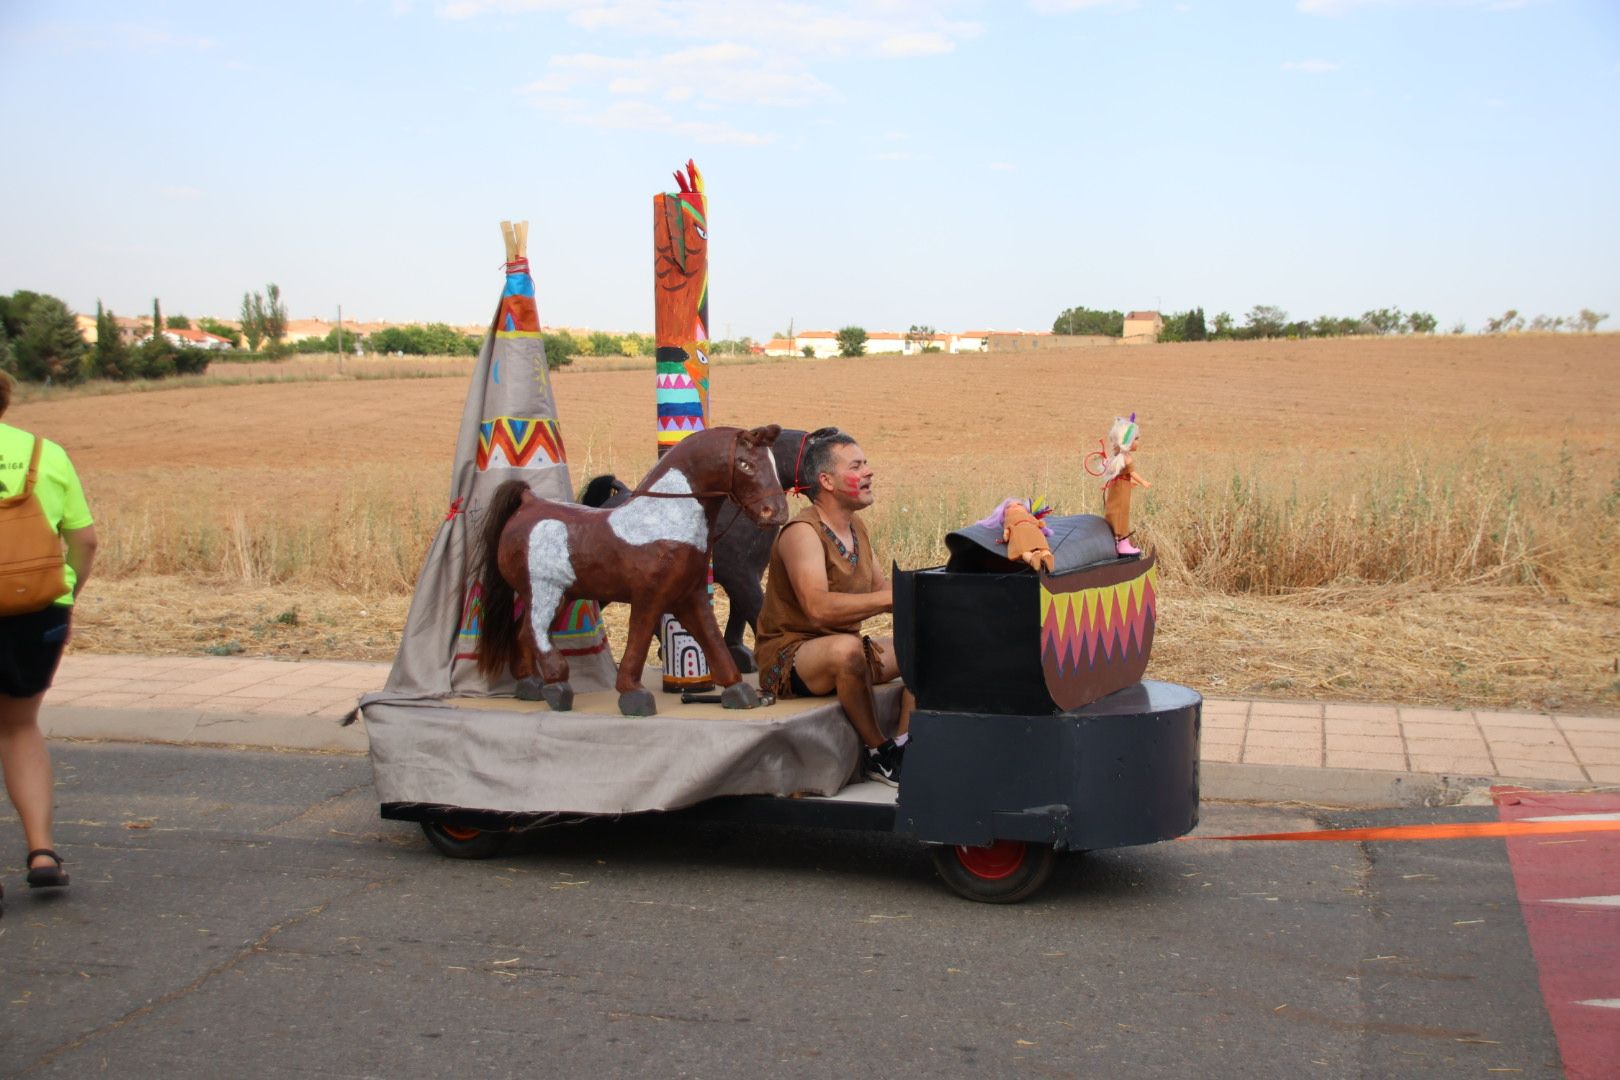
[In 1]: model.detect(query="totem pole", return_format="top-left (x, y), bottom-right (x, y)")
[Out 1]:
top-left (654, 161), bottom-right (714, 693)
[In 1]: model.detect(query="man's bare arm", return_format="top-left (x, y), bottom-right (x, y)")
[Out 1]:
top-left (778, 522), bottom-right (891, 629)
top-left (63, 524), bottom-right (97, 598)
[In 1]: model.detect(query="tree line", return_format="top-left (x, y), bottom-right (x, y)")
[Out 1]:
top-left (0, 289), bottom-right (211, 385)
top-left (1054, 304), bottom-right (1608, 341)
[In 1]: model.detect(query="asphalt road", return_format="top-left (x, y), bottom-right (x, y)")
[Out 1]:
top-left (1, 744), bottom-right (1562, 1079)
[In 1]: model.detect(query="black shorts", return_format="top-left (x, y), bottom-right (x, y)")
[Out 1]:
top-left (0, 604), bottom-right (72, 698)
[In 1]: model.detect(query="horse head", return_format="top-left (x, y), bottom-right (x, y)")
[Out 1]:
top-left (732, 425), bottom-right (788, 526)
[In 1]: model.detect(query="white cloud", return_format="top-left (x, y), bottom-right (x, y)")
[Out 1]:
top-left (608, 76), bottom-right (652, 93)
top-left (524, 43), bottom-right (835, 108)
top-left (880, 31), bottom-right (954, 57)
top-left (1282, 59), bottom-right (1341, 73)
top-left (1298, 0), bottom-right (1541, 13)
top-left (1029, 0), bottom-right (1138, 12)
top-left (529, 95), bottom-right (774, 144)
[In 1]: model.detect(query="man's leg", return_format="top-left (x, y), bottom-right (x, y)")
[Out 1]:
top-left (0, 693), bottom-right (57, 870)
top-left (866, 635), bottom-right (913, 737)
top-left (790, 633), bottom-right (885, 748)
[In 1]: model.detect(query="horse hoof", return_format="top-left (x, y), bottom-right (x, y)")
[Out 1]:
top-left (618, 689), bottom-right (657, 717)
top-left (515, 677), bottom-right (546, 702)
top-left (542, 682), bottom-right (574, 712)
top-left (721, 682), bottom-right (761, 710)
top-left (728, 644), bottom-right (757, 674)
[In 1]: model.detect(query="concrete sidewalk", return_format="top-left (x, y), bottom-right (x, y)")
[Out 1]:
top-left (39, 653), bottom-right (1620, 803)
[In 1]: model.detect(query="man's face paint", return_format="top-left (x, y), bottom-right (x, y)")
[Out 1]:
top-left (826, 444), bottom-right (874, 507)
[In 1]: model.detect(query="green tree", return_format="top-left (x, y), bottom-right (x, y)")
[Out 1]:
top-left (198, 317), bottom-right (242, 348)
top-left (905, 324), bottom-right (937, 352)
top-left (263, 284), bottom-right (288, 346)
top-left (0, 321), bottom-right (15, 376)
top-left (1211, 311), bottom-right (1235, 339)
top-left (1053, 306), bottom-right (1125, 336)
top-left (240, 292), bottom-right (266, 351)
top-left (166, 314), bottom-right (191, 329)
top-left (588, 330), bottom-right (620, 357)
top-left (91, 300), bottom-right (133, 379)
top-left (1405, 311), bottom-right (1438, 334)
top-left (540, 330), bottom-right (576, 369)
top-left (1573, 308), bottom-right (1609, 333)
top-left (152, 298), bottom-right (164, 342)
top-left (14, 294), bottom-right (87, 383)
top-left (801, 345), bottom-right (815, 358)
top-left (836, 325), bottom-right (867, 357)
top-left (1183, 307), bottom-right (1206, 342)
top-left (0, 290), bottom-right (48, 342)
top-left (1243, 305), bottom-right (1288, 339)
top-left (1360, 307), bottom-right (1405, 335)
top-left (1484, 309), bottom-right (1524, 334)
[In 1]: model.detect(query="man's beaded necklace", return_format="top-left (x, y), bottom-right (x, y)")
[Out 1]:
top-left (820, 522), bottom-right (859, 569)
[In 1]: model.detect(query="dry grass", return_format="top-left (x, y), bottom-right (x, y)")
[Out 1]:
top-left (14, 333), bottom-right (1620, 713)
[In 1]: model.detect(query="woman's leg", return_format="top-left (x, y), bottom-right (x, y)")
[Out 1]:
top-left (0, 692), bottom-right (55, 868)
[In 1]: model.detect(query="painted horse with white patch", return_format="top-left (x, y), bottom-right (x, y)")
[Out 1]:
top-left (476, 425), bottom-right (787, 716)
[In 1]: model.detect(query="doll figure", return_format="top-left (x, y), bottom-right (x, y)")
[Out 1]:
top-left (1098, 414), bottom-right (1151, 556)
top-left (976, 497), bottom-right (1055, 573)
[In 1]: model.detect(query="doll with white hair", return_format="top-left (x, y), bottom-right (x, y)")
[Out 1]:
top-left (1093, 413), bottom-right (1152, 556)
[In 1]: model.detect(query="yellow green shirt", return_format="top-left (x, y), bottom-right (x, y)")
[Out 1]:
top-left (0, 422), bottom-right (93, 606)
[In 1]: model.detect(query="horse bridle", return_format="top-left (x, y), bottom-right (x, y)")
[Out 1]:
top-left (627, 431), bottom-right (784, 527)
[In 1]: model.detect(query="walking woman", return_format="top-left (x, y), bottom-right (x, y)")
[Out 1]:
top-left (0, 371), bottom-right (96, 895)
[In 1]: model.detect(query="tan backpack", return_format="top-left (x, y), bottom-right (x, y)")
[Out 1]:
top-left (0, 436), bottom-right (68, 615)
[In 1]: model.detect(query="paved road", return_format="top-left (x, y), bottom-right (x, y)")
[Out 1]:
top-left (2, 744), bottom-right (1562, 1078)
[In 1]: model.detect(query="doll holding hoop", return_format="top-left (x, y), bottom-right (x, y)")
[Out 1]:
top-left (1088, 413), bottom-right (1152, 556)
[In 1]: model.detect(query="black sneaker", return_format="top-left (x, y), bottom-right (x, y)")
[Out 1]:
top-left (866, 739), bottom-right (905, 786)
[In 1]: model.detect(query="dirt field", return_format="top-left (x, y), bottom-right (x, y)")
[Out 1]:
top-left (15, 333), bottom-right (1620, 712)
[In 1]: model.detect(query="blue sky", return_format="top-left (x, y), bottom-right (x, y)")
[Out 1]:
top-left (2, 0), bottom-right (1616, 339)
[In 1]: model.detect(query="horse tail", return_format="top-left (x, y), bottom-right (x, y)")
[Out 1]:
top-left (475, 479), bottom-right (530, 678)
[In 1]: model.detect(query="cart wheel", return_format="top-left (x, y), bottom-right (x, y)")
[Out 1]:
top-left (422, 821), bottom-right (510, 860)
top-left (931, 840), bottom-right (1057, 903)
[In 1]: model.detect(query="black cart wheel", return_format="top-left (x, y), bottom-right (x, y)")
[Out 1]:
top-left (931, 840), bottom-right (1057, 903)
top-left (422, 821), bottom-right (511, 860)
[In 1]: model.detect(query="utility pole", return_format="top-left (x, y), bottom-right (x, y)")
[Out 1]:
top-left (337, 304), bottom-right (344, 374)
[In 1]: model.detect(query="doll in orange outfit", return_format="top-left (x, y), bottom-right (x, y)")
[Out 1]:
top-left (1094, 414), bottom-right (1151, 556)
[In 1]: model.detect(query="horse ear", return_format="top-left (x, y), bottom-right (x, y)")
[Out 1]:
top-left (742, 424), bottom-right (782, 447)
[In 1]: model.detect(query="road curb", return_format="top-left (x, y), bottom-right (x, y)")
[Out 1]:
top-left (1200, 761), bottom-right (1589, 809)
top-left (42, 705), bottom-right (367, 755)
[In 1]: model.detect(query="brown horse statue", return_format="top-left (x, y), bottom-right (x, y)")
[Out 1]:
top-left (476, 425), bottom-right (787, 716)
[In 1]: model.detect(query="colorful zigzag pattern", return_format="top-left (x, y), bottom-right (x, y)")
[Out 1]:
top-left (550, 599), bottom-right (608, 656)
top-left (1039, 564), bottom-right (1158, 672)
top-left (477, 416), bottom-right (564, 470)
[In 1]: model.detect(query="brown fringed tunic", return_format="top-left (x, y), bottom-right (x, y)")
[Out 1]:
top-left (756, 504), bottom-right (882, 698)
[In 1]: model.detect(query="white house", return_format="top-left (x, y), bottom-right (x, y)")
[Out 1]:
top-left (950, 330), bottom-right (990, 353)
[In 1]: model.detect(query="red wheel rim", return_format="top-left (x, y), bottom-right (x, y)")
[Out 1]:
top-left (439, 824), bottom-right (482, 842)
top-left (954, 840), bottom-right (1027, 880)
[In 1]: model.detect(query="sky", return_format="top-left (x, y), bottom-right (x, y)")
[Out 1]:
top-left (1, 0), bottom-right (1617, 340)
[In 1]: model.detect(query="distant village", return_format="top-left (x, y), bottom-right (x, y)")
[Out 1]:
top-left (73, 312), bottom-right (1172, 355)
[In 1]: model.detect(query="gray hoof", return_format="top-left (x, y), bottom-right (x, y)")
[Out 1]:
top-left (618, 688), bottom-right (657, 717)
top-left (728, 643), bottom-right (757, 674)
top-left (515, 677), bottom-right (546, 702)
top-left (721, 682), bottom-right (762, 709)
top-left (541, 681), bottom-right (574, 712)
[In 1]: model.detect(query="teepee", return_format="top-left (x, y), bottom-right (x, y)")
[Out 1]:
top-left (382, 220), bottom-right (616, 698)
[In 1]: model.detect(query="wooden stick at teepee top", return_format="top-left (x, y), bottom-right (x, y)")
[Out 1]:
top-left (499, 220), bottom-right (529, 263)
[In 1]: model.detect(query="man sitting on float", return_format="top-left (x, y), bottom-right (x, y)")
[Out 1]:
top-left (756, 429), bottom-right (913, 784)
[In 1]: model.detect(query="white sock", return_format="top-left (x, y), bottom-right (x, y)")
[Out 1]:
top-left (893, 732), bottom-right (909, 747)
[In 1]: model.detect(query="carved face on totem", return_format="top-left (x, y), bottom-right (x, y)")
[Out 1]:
top-left (654, 162), bottom-right (709, 450)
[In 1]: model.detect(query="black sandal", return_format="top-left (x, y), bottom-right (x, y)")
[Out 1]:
top-left (26, 849), bottom-right (69, 889)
